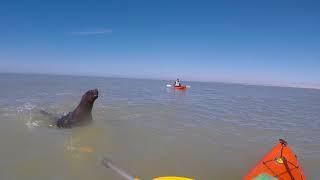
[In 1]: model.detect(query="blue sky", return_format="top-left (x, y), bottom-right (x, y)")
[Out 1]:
top-left (0, 0), bottom-right (319, 86)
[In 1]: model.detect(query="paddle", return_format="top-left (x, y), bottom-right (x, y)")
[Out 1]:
top-left (166, 84), bottom-right (191, 88)
top-left (101, 157), bottom-right (194, 180)
top-left (102, 158), bottom-right (137, 180)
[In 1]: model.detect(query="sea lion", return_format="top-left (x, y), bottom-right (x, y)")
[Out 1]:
top-left (55, 89), bottom-right (99, 128)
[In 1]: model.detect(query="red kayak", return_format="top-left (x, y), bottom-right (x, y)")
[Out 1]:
top-left (244, 139), bottom-right (306, 180)
top-left (174, 85), bottom-right (187, 90)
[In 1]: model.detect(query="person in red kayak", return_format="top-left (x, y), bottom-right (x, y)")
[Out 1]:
top-left (174, 78), bottom-right (181, 87)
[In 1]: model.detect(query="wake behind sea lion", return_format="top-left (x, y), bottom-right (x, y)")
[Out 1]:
top-left (41, 89), bottom-right (99, 128)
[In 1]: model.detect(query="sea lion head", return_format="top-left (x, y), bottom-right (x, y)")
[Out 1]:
top-left (82, 89), bottom-right (99, 104)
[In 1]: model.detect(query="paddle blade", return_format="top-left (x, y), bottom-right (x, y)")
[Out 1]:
top-left (166, 84), bottom-right (172, 87)
top-left (101, 158), bottom-right (138, 180)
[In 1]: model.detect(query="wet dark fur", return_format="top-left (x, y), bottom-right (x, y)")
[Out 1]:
top-left (42, 89), bottom-right (99, 128)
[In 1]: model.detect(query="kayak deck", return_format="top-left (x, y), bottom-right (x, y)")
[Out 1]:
top-left (244, 139), bottom-right (306, 180)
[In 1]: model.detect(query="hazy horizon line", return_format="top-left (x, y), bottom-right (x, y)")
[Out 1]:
top-left (1, 71), bottom-right (319, 91)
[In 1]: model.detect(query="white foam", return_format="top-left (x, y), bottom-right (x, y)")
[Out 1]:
top-left (16, 102), bottom-right (36, 112)
top-left (17, 102), bottom-right (40, 129)
top-left (25, 120), bottom-right (40, 128)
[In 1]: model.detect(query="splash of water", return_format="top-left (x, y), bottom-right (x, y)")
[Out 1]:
top-left (16, 102), bottom-right (39, 128)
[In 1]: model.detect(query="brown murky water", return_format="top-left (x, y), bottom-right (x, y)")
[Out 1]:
top-left (0, 73), bottom-right (319, 179)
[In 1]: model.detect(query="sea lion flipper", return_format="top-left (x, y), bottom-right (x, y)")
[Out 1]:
top-left (57, 112), bottom-right (73, 128)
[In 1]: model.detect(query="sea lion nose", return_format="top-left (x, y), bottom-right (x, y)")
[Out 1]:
top-left (93, 89), bottom-right (99, 97)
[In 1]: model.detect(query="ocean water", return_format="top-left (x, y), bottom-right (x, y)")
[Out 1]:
top-left (0, 73), bottom-right (319, 179)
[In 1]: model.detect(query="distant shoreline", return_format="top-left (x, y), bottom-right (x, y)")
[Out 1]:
top-left (1, 72), bottom-right (319, 91)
